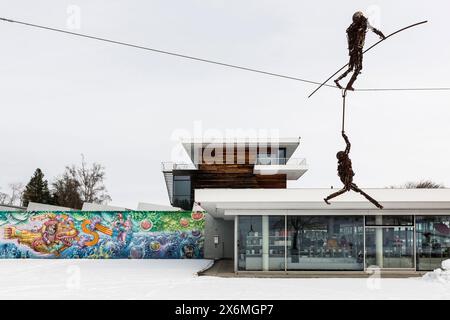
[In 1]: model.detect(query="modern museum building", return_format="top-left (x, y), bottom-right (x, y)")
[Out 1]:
top-left (164, 138), bottom-right (450, 273)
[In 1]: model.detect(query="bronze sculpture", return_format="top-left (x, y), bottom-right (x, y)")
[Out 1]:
top-left (334, 11), bottom-right (385, 91)
top-left (324, 131), bottom-right (383, 209)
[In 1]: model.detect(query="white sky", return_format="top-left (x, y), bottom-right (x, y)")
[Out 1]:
top-left (0, 0), bottom-right (449, 208)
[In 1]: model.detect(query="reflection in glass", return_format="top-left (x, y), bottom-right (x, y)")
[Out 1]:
top-left (365, 215), bottom-right (413, 226)
top-left (173, 175), bottom-right (192, 210)
top-left (416, 216), bottom-right (450, 270)
top-left (287, 216), bottom-right (364, 270)
top-left (365, 227), bottom-right (414, 268)
top-left (238, 216), bottom-right (262, 271)
top-left (269, 216), bottom-right (286, 271)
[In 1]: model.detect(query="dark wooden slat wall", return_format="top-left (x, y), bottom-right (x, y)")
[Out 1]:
top-left (174, 146), bottom-right (286, 192)
top-left (192, 172), bottom-right (287, 189)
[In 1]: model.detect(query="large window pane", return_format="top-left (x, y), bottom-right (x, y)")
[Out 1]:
top-left (365, 227), bottom-right (414, 269)
top-left (416, 216), bottom-right (450, 271)
top-left (238, 216), bottom-right (262, 271)
top-left (277, 148), bottom-right (286, 165)
top-left (173, 176), bottom-right (191, 196)
top-left (287, 216), bottom-right (364, 270)
top-left (269, 216), bottom-right (285, 271)
top-left (173, 176), bottom-right (192, 210)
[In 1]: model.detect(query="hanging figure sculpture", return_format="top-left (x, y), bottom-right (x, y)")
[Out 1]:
top-left (334, 11), bottom-right (386, 91)
top-left (324, 131), bottom-right (383, 209)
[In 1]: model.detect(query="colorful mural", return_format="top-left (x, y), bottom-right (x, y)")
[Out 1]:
top-left (0, 211), bottom-right (205, 259)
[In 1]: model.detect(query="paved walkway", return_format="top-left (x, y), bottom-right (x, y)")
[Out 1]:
top-left (199, 259), bottom-right (426, 278)
top-left (199, 259), bottom-right (235, 277)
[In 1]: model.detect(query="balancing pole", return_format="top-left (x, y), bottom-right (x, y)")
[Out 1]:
top-left (308, 20), bottom-right (428, 98)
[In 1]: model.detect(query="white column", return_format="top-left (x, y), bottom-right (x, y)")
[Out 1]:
top-left (262, 215), bottom-right (269, 271)
top-left (234, 215), bottom-right (238, 273)
top-left (375, 215), bottom-right (383, 268)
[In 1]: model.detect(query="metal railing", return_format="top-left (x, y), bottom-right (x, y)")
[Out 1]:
top-left (162, 158), bottom-right (307, 170)
top-left (255, 157), bottom-right (307, 166)
top-left (161, 162), bottom-right (197, 171)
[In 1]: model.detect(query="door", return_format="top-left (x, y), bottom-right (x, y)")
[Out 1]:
top-left (365, 216), bottom-right (415, 270)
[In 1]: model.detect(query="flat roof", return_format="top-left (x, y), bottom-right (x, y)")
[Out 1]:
top-left (195, 188), bottom-right (450, 218)
top-left (180, 137), bottom-right (301, 144)
top-left (180, 137), bottom-right (302, 162)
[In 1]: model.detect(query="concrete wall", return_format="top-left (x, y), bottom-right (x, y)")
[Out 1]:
top-left (0, 205), bottom-right (25, 211)
top-left (27, 202), bottom-right (73, 211)
top-left (137, 202), bottom-right (181, 211)
top-left (0, 211), bottom-right (205, 259)
top-left (204, 213), bottom-right (234, 260)
top-left (81, 202), bottom-right (127, 211)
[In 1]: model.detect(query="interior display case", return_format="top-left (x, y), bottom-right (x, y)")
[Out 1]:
top-left (286, 216), bottom-right (364, 270)
top-left (268, 216), bottom-right (287, 271)
top-left (238, 216), bottom-right (262, 271)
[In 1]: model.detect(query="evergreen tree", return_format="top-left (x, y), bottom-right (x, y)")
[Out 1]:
top-left (52, 172), bottom-right (83, 209)
top-left (22, 168), bottom-right (54, 207)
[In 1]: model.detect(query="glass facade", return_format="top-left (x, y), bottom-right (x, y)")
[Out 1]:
top-left (269, 216), bottom-right (286, 271)
top-left (255, 147), bottom-right (287, 165)
top-left (236, 215), bottom-right (450, 272)
top-left (416, 216), bottom-right (450, 271)
top-left (365, 227), bottom-right (414, 268)
top-left (287, 216), bottom-right (364, 270)
top-left (238, 216), bottom-right (262, 271)
top-left (173, 175), bottom-right (192, 210)
top-left (238, 215), bottom-right (364, 271)
top-left (365, 215), bottom-right (413, 226)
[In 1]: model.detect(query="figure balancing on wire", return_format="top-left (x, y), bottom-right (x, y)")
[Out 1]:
top-left (323, 11), bottom-right (384, 209)
top-left (334, 11), bottom-right (385, 91)
top-left (324, 131), bottom-right (383, 209)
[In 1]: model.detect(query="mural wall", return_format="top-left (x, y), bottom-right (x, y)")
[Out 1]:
top-left (0, 211), bottom-right (205, 259)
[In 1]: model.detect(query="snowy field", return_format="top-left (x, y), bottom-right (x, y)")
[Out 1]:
top-left (0, 259), bottom-right (449, 300)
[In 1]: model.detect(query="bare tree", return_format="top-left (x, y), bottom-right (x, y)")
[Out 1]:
top-left (9, 183), bottom-right (24, 206)
top-left (389, 180), bottom-right (445, 189)
top-left (65, 155), bottom-right (112, 204)
top-left (0, 183), bottom-right (24, 206)
top-left (0, 190), bottom-right (9, 205)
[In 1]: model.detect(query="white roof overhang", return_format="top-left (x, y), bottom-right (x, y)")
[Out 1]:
top-left (195, 188), bottom-right (450, 218)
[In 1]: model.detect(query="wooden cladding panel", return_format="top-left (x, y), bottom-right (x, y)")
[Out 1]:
top-left (192, 173), bottom-right (286, 189)
top-left (197, 164), bottom-right (254, 173)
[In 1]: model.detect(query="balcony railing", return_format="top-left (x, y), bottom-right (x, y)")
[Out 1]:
top-left (162, 158), bottom-right (307, 171)
top-left (255, 157), bottom-right (307, 166)
top-left (161, 162), bottom-right (197, 171)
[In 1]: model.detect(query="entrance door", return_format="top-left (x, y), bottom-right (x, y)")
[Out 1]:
top-left (365, 216), bottom-right (415, 270)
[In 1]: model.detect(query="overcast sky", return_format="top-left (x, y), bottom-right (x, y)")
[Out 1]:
top-left (0, 0), bottom-right (449, 208)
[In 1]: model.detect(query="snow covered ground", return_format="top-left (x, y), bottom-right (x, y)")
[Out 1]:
top-left (0, 259), bottom-right (449, 299)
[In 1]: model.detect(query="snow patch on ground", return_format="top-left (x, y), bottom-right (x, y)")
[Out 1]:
top-left (422, 259), bottom-right (450, 284)
top-left (0, 260), bottom-right (449, 299)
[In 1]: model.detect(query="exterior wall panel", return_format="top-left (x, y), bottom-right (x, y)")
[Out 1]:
top-left (203, 213), bottom-right (234, 260)
top-left (0, 211), bottom-right (205, 259)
